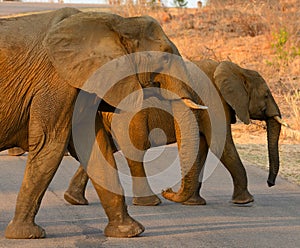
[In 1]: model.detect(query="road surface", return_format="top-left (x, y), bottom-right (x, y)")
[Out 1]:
top-left (0, 2), bottom-right (300, 248)
top-left (0, 147), bottom-right (299, 248)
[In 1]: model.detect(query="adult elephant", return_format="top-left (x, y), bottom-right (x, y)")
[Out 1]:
top-left (63, 59), bottom-right (284, 206)
top-left (0, 8), bottom-right (205, 239)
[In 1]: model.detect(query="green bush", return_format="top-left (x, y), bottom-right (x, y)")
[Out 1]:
top-left (268, 28), bottom-right (300, 66)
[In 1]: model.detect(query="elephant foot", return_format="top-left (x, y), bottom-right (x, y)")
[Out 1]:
top-left (64, 191), bottom-right (89, 205)
top-left (132, 195), bottom-right (161, 206)
top-left (5, 220), bottom-right (46, 239)
top-left (182, 195), bottom-right (206, 205)
top-left (8, 147), bottom-right (25, 156)
top-left (104, 216), bottom-right (145, 238)
top-left (232, 191), bottom-right (254, 204)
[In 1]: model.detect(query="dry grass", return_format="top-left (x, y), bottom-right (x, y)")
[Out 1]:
top-left (110, 0), bottom-right (300, 139)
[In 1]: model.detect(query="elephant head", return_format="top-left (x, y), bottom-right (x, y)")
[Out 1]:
top-left (44, 10), bottom-right (203, 110)
top-left (214, 61), bottom-right (282, 186)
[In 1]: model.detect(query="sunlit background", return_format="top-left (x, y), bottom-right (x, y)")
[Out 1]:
top-left (21, 0), bottom-right (208, 8)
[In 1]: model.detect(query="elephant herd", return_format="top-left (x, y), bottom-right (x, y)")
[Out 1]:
top-left (0, 8), bottom-right (285, 239)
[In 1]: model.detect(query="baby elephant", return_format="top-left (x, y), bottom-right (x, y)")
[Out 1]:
top-left (63, 59), bottom-right (284, 206)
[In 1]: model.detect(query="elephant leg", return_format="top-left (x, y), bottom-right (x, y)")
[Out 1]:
top-left (64, 165), bottom-right (89, 205)
top-left (86, 115), bottom-right (144, 238)
top-left (4, 89), bottom-right (74, 239)
top-left (114, 110), bottom-right (160, 206)
top-left (221, 134), bottom-right (254, 204)
top-left (182, 183), bottom-right (206, 205)
top-left (5, 130), bottom-right (69, 239)
top-left (127, 159), bottom-right (161, 206)
top-left (91, 179), bottom-right (144, 238)
top-left (182, 135), bottom-right (207, 205)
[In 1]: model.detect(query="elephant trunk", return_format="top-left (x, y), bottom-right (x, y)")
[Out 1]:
top-left (266, 117), bottom-right (281, 187)
top-left (161, 101), bottom-right (201, 202)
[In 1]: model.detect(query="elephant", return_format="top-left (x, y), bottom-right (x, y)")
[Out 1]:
top-left (63, 59), bottom-right (284, 206)
top-left (0, 8), bottom-right (205, 239)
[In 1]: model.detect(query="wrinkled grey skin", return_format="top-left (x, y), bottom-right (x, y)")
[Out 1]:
top-left (0, 8), bottom-right (203, 239)
top-left (62, 59), bottom-right (282, 206)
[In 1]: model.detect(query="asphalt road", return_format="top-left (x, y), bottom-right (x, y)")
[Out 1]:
top-left (0, 147), bottom-right (300, 248)
top-left (0, 3), bottom-right (300, 248)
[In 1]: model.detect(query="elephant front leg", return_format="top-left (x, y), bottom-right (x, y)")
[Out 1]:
top-left (182, 183), bottom-right (206, 205)
top-left (182, 135), bottom-right (208, 205)
top-left (86, 115), bottom-right (144, 237)
top-left (127, 159), bottom-right (161, 206)
top-left (64, 165), bottom-right (89, 205)
top-left (221, 135), bottom-right (254, 204)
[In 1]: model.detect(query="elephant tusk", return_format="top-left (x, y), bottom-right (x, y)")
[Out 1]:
top-left (182, 99), bottom-right (208, 110)
top-left (273, 116), bottom-right (290, 128)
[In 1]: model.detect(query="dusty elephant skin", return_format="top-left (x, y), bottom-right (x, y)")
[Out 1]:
top-left (64, 59), bottom-right (283, 206)
top-left (0, 8), bottom-right (203, 239)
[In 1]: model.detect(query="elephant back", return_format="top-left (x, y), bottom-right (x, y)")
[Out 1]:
top-left (192, 59), bottom-right (219, 83)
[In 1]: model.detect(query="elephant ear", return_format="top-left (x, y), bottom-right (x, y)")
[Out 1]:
top-left (214, 61), bottom-right (250, 124)
top-left (43, 11), bottom-right (142, 109)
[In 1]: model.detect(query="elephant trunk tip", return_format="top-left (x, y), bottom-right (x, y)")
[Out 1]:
top-left (267, 180), bottom-right (275, 187)
top-left (267, 173), bottom-right (277, 187)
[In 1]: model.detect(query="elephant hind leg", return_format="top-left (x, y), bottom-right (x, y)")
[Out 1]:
top-left (87, 115), bottom-right (144, 237)
top-left (5, 90), bottom-right (74, 239)
top-left (5, 133), bottom-right (68, 239)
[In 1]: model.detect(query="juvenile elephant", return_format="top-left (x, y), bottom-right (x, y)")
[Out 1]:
top-left (0, 8), bottom-right (204, 239)
top-left (63, 59), bottom-right (284, 206)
